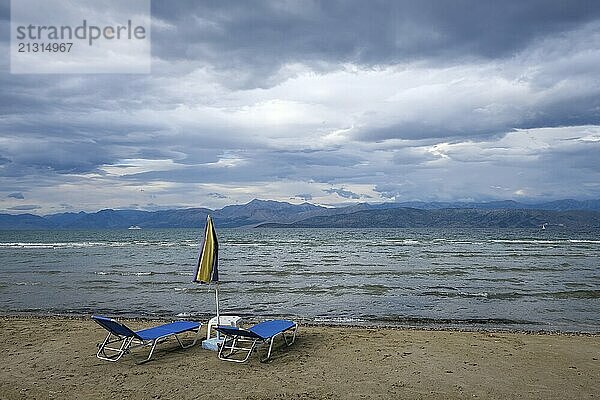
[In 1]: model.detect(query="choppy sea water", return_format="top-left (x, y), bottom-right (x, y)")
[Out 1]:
top-left (0, 228), bottom-right (598, 332)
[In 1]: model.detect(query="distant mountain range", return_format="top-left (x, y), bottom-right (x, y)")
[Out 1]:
top-left (1, 198), bottom-right (600, 230)
top-left (258, 208), bottom-right (600, 229)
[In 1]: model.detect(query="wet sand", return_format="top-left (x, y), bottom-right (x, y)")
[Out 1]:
top-left (0, 316), bottom-right (598, 399)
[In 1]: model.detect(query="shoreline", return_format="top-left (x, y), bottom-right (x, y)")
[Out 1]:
top-left (1, 315), bottom-right (598, 399)
top-left (1, 312), bottom-right (598, 336)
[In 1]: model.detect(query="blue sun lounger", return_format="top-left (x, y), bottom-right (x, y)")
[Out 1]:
top-left (92, 315), bottom-right (201, 363)
top-left (215, 319), bottom-right (298, 363)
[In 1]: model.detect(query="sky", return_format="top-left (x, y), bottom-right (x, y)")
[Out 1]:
top-left (1, 0), bottom-right (600, 214)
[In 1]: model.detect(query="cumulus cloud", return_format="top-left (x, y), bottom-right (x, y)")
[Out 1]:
top-left (294, 193), bottom-right (313, 201)
top-left (207, 192), bottom-right (228, 199)
top-left (324, 188), bottom-right (362, 200)
top-left (1, 1), bottom-right (599, 213)
top-left (7, 205), bottom-right (41, 211)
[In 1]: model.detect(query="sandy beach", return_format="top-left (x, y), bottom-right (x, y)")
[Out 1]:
top-left (0, 316), bottom-right (597, 399)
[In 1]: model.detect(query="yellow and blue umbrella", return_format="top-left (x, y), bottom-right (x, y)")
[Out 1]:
top-left (193, 215), bottom-right (221, 322)
top-left (193, 215), bottom-right (219, 284)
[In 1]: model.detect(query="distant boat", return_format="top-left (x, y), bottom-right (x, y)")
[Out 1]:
top-left (128, 225), bottom-right (142, 230)
top-left (541, 223), bottom-right (547, 230)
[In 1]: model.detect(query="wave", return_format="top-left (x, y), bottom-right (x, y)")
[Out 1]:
top-left (95, 271), bottom-right (152, 276)
top-left (136, 281), bottom-right (183, 286)
top-left (427, 268), bottom-right (469, 276)
top-left (433, 239), bottom-right (483, 245)
top-left (239, 269), bottom-right (472, 278)
top-left (421, 288), bottom-right (600, 300)
top-left (491, 239), bottom-right (562, 244)
top-left (482, 265), bottom-right (567, 272)
top-left (420, 289), bottom-right (489, 298)
top-left (376, 316), bottom-right (538, 326)
top-left (384, 239), bottom-right (421, 245)
top-left (490, 239), bottom-right (600, 246)
top-left (0, 240), bottom-right (192, 249)
top-left (94, 270), bottom-right (189, 276)
top-left (224, 242), bottom-right (267, 247)
top-left (83, 279), bottom-right (121, 285)
top-left (466, 277), bottom-right (525, 283)
top-left (459, 291), bottom-right (489, 298)
top-left (0, 242), bottom-right (109, 249)
top-left (306, 314), bottom-right (541, 327)
top-left (173, 287), bottom-right (208, 293)
top-left (242, 283), bottom-right (392, 296)
top-left (314, 317), bottom-right (366, 323)
top-left (28, 270), bottom-right (65, 275)
top-left (529, 290), bottom-right (600, 300)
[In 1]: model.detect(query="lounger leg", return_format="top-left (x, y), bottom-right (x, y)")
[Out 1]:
top-left (260, 324), bottom-right (298, 362)
top-left (243, 340), bottom-right (258, 362)
top-left (284, 324), bottom-right (298, 346)
top-left (218, 335), bottom-right (241, 360)
top-left (218, 335), bottom-right (259, 363)
top-left (174, 326), bottom-right (201, 349)
top-left (261, 337), bottom-right (276, 363)
top-left (97, 334), bottom-right (133, 362)
top-left (225, 336), bottom-right (239, 357)
top-left (188, 327), bottom-right (201, 348)
top-left (96, 332), bottom-right (114, 360)
top-left (217, 335), bottom-right (233, 359)
top-left (140, 339), bottom-right (158, 363)
top-left (229, 337), bottom-right (238, 356)
top-left (138, 328), bottom-right (200, 363)
top-left (217, 335), bottom-right (228, 359)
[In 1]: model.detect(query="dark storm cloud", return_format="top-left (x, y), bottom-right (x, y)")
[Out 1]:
top-left (151, 1), bottom-right (600, 77)
top-left (0, 137), bottom-right (118, 176)
top-left (1, 0), bottom-right (600, 212)
top-left (356, 79), bottom-right (600, 142)
top-left (3, 1), bottom-right (600, 75)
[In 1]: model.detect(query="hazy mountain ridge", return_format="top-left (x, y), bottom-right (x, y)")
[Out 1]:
top-left (258, 208), bottom-right (600, 229)
top-left (1, 198), bottom-right (600, 230)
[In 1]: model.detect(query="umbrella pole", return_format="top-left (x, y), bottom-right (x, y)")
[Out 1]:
top-left (215, 282), bottom-right (220, 326)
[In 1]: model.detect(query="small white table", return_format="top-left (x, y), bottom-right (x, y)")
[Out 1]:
top-left (202, 315), bottom-right (243, 351)
top-left (206, 315), bottom-right (242, 340)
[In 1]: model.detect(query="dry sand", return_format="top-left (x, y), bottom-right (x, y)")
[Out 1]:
top-left (0, 316), bottom-right (598, 399)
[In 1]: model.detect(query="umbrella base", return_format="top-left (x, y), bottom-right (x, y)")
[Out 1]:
top-left (202, 337), bottom-right (223, 351)
top-left (203, 315), bottom-right (242, 351)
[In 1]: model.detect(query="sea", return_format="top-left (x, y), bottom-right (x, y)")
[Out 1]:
top-left (0, 228), bottom-right (598, 333)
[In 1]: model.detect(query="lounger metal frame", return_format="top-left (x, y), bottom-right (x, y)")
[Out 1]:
top-left (216, 322), bottom-right (298, 363)
top-left (92, 316), bottom-right (201, 363)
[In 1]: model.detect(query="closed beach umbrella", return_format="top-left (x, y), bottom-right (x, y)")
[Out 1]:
top-left (193, 215), bottom-right (221, 323)
top-left (194, 215), bottom-right (219, 283)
